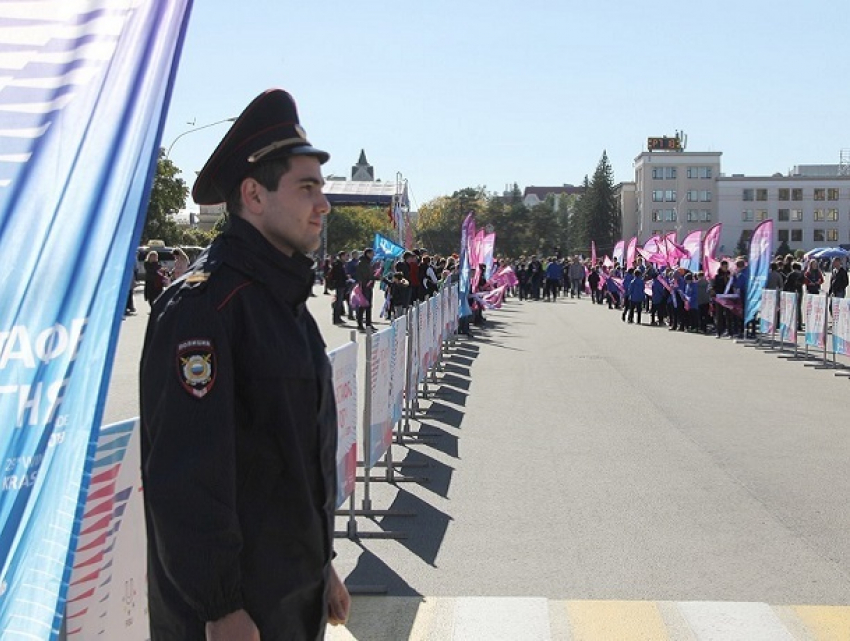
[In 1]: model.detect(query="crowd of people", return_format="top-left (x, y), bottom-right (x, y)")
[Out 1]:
top-left (322, 248), bottom-right (462, 330)
top-left (505, 252), bottom-right (848, 339)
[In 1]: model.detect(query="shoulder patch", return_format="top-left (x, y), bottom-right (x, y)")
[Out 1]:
top-left (176, 339), bottom-right (216, 398)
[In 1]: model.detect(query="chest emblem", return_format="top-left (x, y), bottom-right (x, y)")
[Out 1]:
top-left (176, 339), bottom-right (216, 398)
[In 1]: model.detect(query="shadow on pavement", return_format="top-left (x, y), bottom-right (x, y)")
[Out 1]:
top-left (379, 489), bottom-right (452, 568)
top-left (345, 543), bottom-right (421, 598)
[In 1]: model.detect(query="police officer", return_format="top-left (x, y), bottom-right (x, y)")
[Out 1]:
top-left (140, 89), bottom-right (350, 640)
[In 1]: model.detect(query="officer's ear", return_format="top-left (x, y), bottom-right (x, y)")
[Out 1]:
top-left (240, 177), bottom-right (265, 219)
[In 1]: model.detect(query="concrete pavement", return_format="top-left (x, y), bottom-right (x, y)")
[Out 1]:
top-left (106, 287), bottom-right (850, 639)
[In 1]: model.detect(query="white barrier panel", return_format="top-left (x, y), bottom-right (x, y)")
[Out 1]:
top-left (328, 342), bottom-right (358, 508)
top-left (367, 327), bottom-right (395, 468)
top-left (833, 298), bottom-right (850, 357)
top-left (408, 305), bottom-right (422, 392)
top-left (778, 291), bottom-right (797, 345)
top-left (804, 294), bottom-right (827, 349)
top-left (429, 296), bottom-right (441, 365)
top-left (391, 317), bottom-right (407, 424)
top-left (65, 419), bottom-right (149, 640)
top-left (758, 289), bottom-right (777, 335)
top-left (417, 301), bottom-right (431, 379)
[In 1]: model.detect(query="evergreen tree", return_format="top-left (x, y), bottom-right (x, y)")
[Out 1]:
top-left (584, 151), bottom-right (619, 256)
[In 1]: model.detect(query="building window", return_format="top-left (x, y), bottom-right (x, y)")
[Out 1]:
top-left (827, 229), bottom-right (839, 242)
top-left (828, 188), bottom-right (839, 200)
top-left (742, 189), bottom-right (754, 201)
top-left (756, 188), bottom-right (768, 201)
top-left (814, 209), bottom-right (825, 221)
top-left (664, 209), bottom-right (677, 222)
top-left (666, 167), bottom-right (677, 179)
top-left (687, 167), bottom-right (697, 179)
top-left (652, 190), bottom-right (663, 202)
top-left (827, 208), bottom-right (838, 221)
top-left (700, 167), bottom-right (712, 179)
top-left (813, 229), bottom-right (825, 242)
top-left (652, 167), bottom-right (665, 179)
top-left (791, 229), bottom-right (802, 242)
top-left (665, 190), bottom-right (676, 202)
top-left (755, 210), bottom-right (768, 221)
top-left (687, 209), bottom-right (699, 222)
top-left (651, 209), bottom-right (662, 222)
top-left (777, 229), bottom-right (789, 242)
top-left (687, 190), bottom-right (698, 202)
top-left (778, 209), bottom-right (790, 221)
top-left (791, 209), bottom-right (803, 221)
top-left (700, 190), bottom-right (711, 202)
top-left (814, 188), bottom-right (826, 201)
top-left (700, 210), bottom-right (712, 222)
top-left (742, 230), bottom-right (754, 242)
top-left (652, 230), bottom-right (663, 237)
top-left (742, 209), bottom-right (754, 222)
top-left (792, 188), bottom-right (803, 201)
top-left (778, 188), bottom-right (790, 201)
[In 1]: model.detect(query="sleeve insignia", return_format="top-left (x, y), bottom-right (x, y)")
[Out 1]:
top-left (176, 339), bottom-right (216, 398)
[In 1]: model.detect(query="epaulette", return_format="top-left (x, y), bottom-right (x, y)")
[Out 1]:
top-left (179, 245), bottom-right (222, 290)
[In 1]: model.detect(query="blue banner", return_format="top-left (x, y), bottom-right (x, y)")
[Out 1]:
top-left (745, 219), bottom-right (774, 323)
top-left (372, 232), bottom-right (404, 261)
top-left (0, 3), bottom-right (192, 638)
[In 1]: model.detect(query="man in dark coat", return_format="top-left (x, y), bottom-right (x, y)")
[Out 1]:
top-left (139, 89), bottom-right (350, 641)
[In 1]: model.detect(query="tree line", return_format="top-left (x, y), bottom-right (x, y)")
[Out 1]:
top-left (415, 151), bottom-right (620, 258)
top-left (142, 149), bottom-right (621, 259)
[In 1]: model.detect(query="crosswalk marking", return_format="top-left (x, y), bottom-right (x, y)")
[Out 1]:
top-left (453, 597), bottom-right (550, 640)
top-left (677, 601), bottom-right (794, 641)
top-left (792, 605), bottom-right (850, 641)
top-left (325, 598), bottom-right (850, 640)
top-left (566, 600), bottom-right (668, 640)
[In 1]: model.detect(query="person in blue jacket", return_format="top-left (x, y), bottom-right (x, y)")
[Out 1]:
top-left (650, 275), bottom-right (666, 326)
top-left (684, 272), bottom-right (699, 331)
top-left (621, 268), bottom-right (635, 321)
top-left (731, 258), bottom-right (749, 338)
top-left (627, 269), bottom-right (646, 324)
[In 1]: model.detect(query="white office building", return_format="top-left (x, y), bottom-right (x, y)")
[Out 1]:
top-left (620, 143), bottom-right (850, 255)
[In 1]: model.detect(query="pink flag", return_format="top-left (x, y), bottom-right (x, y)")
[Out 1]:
top-left (613, 240), bottom-right (625, 264)
top-left (664, 231), bottom-right (690, 266)
top-left (702, 223), bottom-right (722, 271)
top-left (626, 237), bottom-right (637, 268)
top-left (681, 229), bottom-right (702, 272)
top-left (704, 255), bottom-right (721, 279)
top-left (591, 241), bottom-right (597, 266)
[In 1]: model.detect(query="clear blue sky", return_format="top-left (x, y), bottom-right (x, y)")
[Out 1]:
top-left (162, 0), bottom-right (850, 212)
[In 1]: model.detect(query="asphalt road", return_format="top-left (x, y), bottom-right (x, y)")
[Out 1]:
top-left (106, 286), bottom-right (850, 639)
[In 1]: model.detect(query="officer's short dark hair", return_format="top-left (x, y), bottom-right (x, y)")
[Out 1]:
top-left (225, 158), bottom-right (292, 218)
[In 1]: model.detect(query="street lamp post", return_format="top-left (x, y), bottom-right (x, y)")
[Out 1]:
top-left (165, 117), bottom-right (237, 159)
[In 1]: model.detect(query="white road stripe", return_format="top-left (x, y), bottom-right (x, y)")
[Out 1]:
top-left (452, 597), bottom-right (551, 641)
top-left (677, 601), bottom-right (794, 641)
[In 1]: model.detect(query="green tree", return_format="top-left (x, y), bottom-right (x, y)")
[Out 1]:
top-left (417, 187), bottom-right (487, 255)
top-left (326, 205), bottom-right (395, 255)
top-left (584, 151), bottom-right (619, 255)
top-left (142, 149), bottom-right (188, 245)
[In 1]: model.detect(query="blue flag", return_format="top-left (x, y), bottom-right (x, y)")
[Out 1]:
top-left (745, 219), bottom-right (774, 323)
top-left (372, 233), bottom-right (404, 261)
top-left (0, 3), bottom-right (192, 637)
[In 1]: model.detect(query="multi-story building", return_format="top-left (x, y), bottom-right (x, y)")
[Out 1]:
top-left (621, 141), bottom-right (850, 254)
top-left (631, 149), bottom-right (722, 242)
top-left (717, 168), bottom-right (850, 254)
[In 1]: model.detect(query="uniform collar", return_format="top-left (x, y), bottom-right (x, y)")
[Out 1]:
top-left (222, 215), bottom-right (314, 306)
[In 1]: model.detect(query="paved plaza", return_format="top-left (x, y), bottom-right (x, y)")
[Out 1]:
top-left (106, 287), bottom-right (850, 640)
